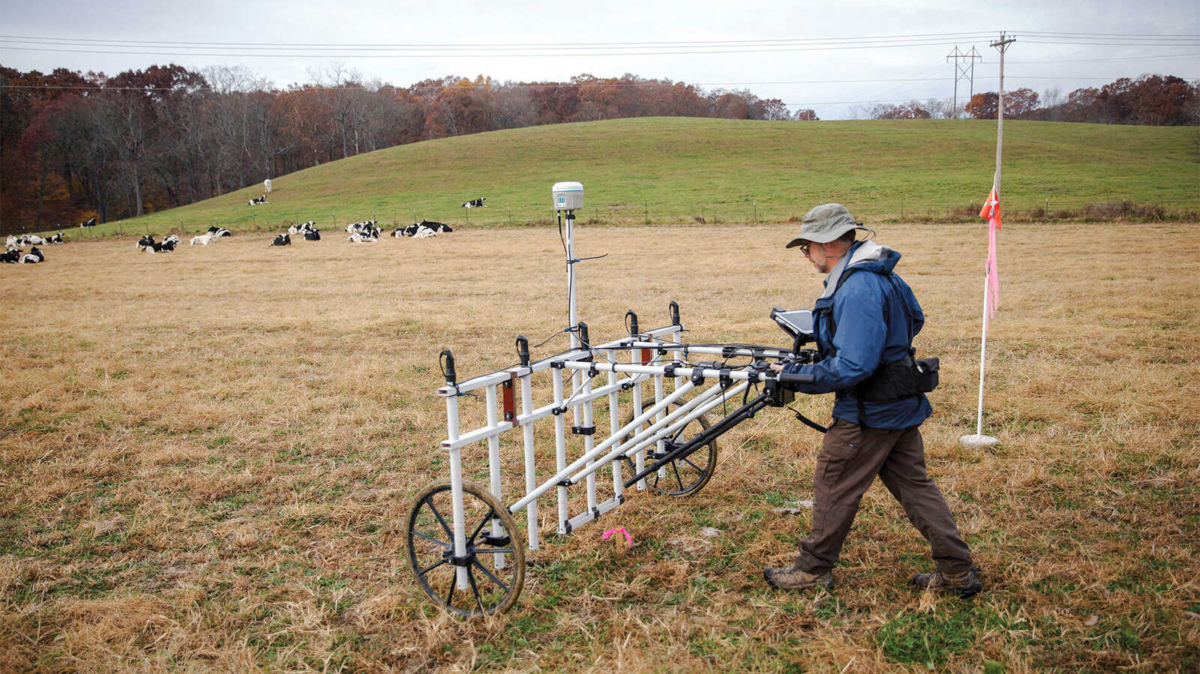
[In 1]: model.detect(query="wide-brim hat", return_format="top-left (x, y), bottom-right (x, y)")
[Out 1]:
top-left (785, 203), bottom-right (874, 248)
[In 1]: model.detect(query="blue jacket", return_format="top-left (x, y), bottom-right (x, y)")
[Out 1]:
top-left (783, 241), bottom-right (932, 429)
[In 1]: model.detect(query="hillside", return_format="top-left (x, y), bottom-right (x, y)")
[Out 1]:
top-left (99, 117), bottom-right (1197, 235)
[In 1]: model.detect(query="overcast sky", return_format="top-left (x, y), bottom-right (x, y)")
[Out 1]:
top-left (1, 0), bottom-right (1196, 119)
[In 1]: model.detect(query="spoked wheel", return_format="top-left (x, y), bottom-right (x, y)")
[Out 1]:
top-left (405, 479), bottom-right (525, 617)
top-left (623, 400), bottom-right (718, 497)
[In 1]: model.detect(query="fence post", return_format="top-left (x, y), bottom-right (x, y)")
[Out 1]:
top-left (753, 200), bottom-right (758, 223)
top-left (1123, 197), bottom-right (1127, 218)
top-left (644, 202), bottom-right (649, 225)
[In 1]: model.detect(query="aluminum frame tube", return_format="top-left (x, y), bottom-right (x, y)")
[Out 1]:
top-left (445, 394), bottom-right (469, 589)
top-left (582, 372), bottom-right (597, 516)
top-left (552, 367), bottom-right (568, 534)
top-left (484, 384), bottom-right (504, 570)
top-left (607, 350), bottom-right (622, 500)
top-left (631, 346), bottom-right (646, 490)
top-left (519, 369), bottom-right (539, 550)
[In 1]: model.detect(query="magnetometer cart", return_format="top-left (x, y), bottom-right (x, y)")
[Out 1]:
top-left (406, 183), bottom-right (819, 616)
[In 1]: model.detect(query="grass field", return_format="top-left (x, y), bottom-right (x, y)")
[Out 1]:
top-left (1, 222), bottom-right (1197, 671)
top-left (52, 117), bottom-right (1200, 240)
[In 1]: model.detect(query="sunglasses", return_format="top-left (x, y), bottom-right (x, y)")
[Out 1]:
top-left (797, 242), bottom-right (813, 255)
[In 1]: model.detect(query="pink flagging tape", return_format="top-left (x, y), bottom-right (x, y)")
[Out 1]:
top-left (602, 527), bottom-right (633, 549)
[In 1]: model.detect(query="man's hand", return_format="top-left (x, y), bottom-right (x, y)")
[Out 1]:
top-left (770, 363), bottom-right (784, 373)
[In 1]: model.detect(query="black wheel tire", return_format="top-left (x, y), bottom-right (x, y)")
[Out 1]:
top-left (405, 479), bottom-right (525, 617)
top-left (623, 399), bottom-right (718, 497)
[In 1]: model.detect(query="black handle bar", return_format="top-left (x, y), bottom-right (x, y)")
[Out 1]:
top-left (776, 372), bottom-right (815, 385)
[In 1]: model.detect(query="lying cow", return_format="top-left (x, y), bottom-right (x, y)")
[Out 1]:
top-left (345, 220), bottom-right (378, 234)
top-left (288, 221), bottom-right (317, 236)
top-left (304, 229), bottom-right (321, 241)
top-left (347, 231), bottom-right (379, 243)
top-left (248, 195), bottom-right (268, 206)
top-left (421, 220), bottom-right (452, 233)
top-left (191, 232), bottom-right (216, 246)
top-left (270, 233), bottom-right (291, 246)
top-left (1, 247), bottom-right (21, 263)
top-left (79, 217), bottom-right (96, 228)
top-left (46, 232), bottom-right (64, 245)
top-left (20, 246), bottom-right (44, 264)
top-left (461, 198), bottom-right (485, 209)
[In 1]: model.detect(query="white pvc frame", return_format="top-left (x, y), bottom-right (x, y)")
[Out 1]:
top-left (430, 203), bottom-right (798, 592)
top-left (435, 324), bottom-right (792, 591)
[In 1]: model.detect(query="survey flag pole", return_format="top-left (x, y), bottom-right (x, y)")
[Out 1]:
top-left (961, 32), bottom-right (1014, 450)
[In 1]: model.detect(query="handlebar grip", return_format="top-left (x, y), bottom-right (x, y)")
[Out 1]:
top-left (777, 372), bottom-right (815, 385)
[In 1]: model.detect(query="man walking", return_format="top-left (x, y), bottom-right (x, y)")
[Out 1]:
top-left (765, 203), bottom-right (980, 598)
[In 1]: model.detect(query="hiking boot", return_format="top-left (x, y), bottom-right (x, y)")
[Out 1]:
top-left (910, 567), bottom-right (982, 598)
top-left (763, 565), bottom-right (835, 591)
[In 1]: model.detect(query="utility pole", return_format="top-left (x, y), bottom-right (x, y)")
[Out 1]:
top-left (946, 45), bottom-right (982, 118)
top-left (990, 33), bottom-right (1016, 195)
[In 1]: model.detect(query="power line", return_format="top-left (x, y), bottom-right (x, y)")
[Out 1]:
top-left (6, 74), bottom-right (1178, 93)
top-left (0, 31), bottom-right (1000, 50)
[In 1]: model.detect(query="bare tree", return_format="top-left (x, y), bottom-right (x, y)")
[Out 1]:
top-left (308, 62), bottom-right (365, 159)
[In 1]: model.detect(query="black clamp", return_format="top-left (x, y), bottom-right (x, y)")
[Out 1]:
top-left (552, 406), bottom-right (566, 416)
top-left (558, 479), bottom-right (572, 487)
top-left (572, 425), bottom-right (596, 436)
top-left (563, 521), bottom-right (573, 534)
top-left (663, 362), bottom-right (679, 377)
top-left (587, 363), bottom-right (600, 378)
top-left (550, 361), bottom-right (565, 370)
top-left (450, 554), bottom-right (472, 568)
top-left (691, 368), bottom-right (706, 386)
top-left (722, 345), bottom-right (738, 359)
top-left (591, 507), bottom-right (601, 519)
top-left (719, 368), bottom-right (733, 389)
top-left (620, 381), bottom-right (633, 391)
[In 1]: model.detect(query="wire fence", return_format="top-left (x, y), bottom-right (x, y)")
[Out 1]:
top-left (8, 194), bottom-right (1199, 240)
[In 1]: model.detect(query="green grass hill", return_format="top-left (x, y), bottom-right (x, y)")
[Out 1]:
top-left (102, 117), bottom-right (1198, 236)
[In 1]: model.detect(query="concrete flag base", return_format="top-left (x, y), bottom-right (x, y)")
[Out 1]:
top-left (959, 434), bottom-right (998, 448)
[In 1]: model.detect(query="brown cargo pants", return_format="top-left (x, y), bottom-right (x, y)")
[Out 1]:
top-left (794, 419), bottom-right (974, 575)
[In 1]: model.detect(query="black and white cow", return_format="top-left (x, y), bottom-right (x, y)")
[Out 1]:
top-left (344, 220), bottom-right (378, 234)
top-left (347, 230), bottom-right (379, 243)
top-left (79, 217), bottom-right (96, 228)
top-left (303, 229), bottom-right (321, 241)
top-left (137, 235), bottom-right (175, 253)
top-left (270, 233), bottom-right (291, 246)
top-left (20, 246), bottom-right (44, 263)
top-left (248, 195), bottom-right (268, 206)
top-left (46, 232), bottom-right (64, 245)
top-left (421, 220), bottom-right (452, 233)
top-left (461, 198), bottom-right (485, 209)
top-left (1, 247), bottom-right (21, 263)
top-left (207, 226), bottom-right (232, 238)
top-left (289, 221), bottom-right (317, 236)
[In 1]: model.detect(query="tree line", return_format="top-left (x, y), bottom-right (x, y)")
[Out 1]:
top-left (0, 64), bottom-right (814, 232)
top-left (2, 63), bottom-right (1194, 233)
top-left (857, 74), bottom-right (1198, 125)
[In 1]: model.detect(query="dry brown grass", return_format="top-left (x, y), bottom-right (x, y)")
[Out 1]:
top-left (1, 222), bottom-right (1198, 671)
